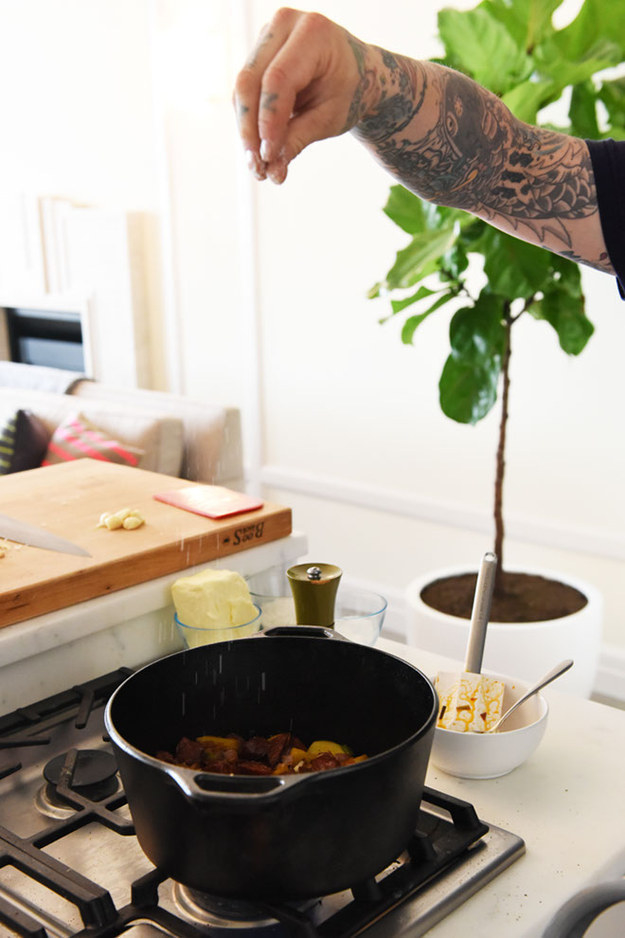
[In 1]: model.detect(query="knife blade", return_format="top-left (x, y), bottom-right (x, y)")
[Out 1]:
top-left (0, 512), bottom-right (91, 557)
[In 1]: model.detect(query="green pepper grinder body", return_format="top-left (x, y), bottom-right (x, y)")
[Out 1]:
top-left (286, 563), bottom-right (342, 628)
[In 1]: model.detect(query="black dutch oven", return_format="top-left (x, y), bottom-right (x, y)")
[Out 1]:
top-left (105, 627), bottom-right (438, 901)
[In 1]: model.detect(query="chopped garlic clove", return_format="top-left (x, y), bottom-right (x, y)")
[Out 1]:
top-left (104, 514), bottom-right (124, 530)
top-left (98, 507), bottom-right (145, 530)
top-left (122, 514), bottom-right (144, 530)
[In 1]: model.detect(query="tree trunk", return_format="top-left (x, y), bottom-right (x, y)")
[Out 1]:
top-left (493, 304), bottom-right (512, 593)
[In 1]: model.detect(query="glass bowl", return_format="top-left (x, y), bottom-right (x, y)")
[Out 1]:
top-left (174, 603), bottom-right (262, 648)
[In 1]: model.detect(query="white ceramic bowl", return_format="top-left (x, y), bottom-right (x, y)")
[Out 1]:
top-left (430, 673), bottom-right (549, 779)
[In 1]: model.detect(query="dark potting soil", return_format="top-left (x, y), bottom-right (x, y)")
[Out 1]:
top-left (420, 571), bottom-right (588, 623)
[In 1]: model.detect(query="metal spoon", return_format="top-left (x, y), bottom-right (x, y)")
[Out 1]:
top-left (489, 659), bottom-right (574, 732)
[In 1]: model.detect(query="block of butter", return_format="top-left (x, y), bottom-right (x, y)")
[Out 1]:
top-left (172, 569), bottom-right (259, 646)
top-left (434, 671), bottom-right (505, 733)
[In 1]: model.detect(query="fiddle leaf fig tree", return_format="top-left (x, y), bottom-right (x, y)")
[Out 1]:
top-left (369, 0), bottom-right (625, 594)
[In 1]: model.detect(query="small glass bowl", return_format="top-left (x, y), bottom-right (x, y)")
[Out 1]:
top-left (334, 587), bottom-right (388, 646)
top-left (174, 604), bottom-right (262, 648)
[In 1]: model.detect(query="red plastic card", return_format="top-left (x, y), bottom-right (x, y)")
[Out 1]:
top-left (154, 485), bottom-right (263, 519)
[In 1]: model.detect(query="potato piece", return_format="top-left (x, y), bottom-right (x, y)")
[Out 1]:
top-left (290, 747), bottom-right (308, 764)
top-left (306, 740), bottom-right (348, 760)
top-left (197, 735), bottom-right (241, 752)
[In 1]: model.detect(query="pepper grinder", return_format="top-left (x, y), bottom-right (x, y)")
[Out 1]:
top-left (286, 563), bottom-right (342, 628)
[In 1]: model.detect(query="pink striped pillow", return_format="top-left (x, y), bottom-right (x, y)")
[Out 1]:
top-left (42, 413), bottom-right (144, 468)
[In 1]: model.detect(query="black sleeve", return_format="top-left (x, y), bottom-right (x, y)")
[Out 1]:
top-left (586, 138), bottom-right (625, 299)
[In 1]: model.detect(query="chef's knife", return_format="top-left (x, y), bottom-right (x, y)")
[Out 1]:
top-left (0, 512), bottom-right (91, 557)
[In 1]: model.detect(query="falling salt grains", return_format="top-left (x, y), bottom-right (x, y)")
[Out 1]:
top-left (261, 672), bottom-right (266, 692)
top-left (181, 692), bottom-right (186, 717)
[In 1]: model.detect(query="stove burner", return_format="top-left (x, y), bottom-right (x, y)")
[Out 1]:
top-left (36, 748), bottom-right (120, 816)
top-left (44, 748), bottom-right (118, 792)
top-left (172, 882), bottom-right (316, 930)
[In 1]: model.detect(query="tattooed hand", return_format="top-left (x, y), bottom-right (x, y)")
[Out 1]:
top-left (234, 8), bottom-right (613, 275)
top-left (233, 9), bottom-right (370, 184)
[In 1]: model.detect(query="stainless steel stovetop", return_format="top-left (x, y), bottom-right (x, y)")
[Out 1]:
top-left (0, 670), bottom-right (525, 937)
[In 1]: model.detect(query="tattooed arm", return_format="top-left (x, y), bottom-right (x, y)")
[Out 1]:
top-left (234, 8), bottom-right (612, 275)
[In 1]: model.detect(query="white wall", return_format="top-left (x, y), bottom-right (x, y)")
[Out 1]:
top-left (0, 1), bottom-right (622, 691)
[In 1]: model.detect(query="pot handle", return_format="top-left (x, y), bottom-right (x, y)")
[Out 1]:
top-left (165, 765), bottom-right (312, 805)
top-left (260, 625), bottom-right (350, 641)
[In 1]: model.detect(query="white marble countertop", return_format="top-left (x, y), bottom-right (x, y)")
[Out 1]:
top-left (375, 638), bottom-right (625, 937)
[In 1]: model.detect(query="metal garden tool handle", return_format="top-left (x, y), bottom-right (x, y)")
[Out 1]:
top-left (464, 552), bottom-right (497, 674)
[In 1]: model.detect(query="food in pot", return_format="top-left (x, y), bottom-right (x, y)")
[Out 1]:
top-left (156, 731), bottom-right (368, 775)
top-left (171, 568), bottom-right (258, 644)
top-left (434, 671), bottom-right (504, 732)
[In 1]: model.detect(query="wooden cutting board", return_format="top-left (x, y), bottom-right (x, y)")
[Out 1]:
top-left (0, 459), bottom-right (292, 628)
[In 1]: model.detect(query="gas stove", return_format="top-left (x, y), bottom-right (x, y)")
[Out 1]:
top-left (0, 670), bottom-right (525, 938)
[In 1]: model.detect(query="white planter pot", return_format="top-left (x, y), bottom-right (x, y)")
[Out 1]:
top-left (405, 566), bottom-right (603, 698)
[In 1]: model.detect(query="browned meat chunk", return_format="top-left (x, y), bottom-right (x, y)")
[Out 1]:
top-left (175, 737), bottom-right (205, 766)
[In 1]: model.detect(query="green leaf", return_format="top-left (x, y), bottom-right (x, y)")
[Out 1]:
top-left (533, 41), bottom-right (623, 91)
top-left (383, 187), bottom-right (466, 235)
top-left (529, 261), bottom-right (593, 355)
top-left (439, 356), bottom-right (500, 424)
top-left (569, 82), bottom-right (600, 139)
top-left (389, 285), bottom-right (437, 316)
top-left (438, 294), bottom-right (507, 424)
top-left (401, 292), bottom-right (459, 344)
top-left (502, 78), bottom-right (558, 124)
top-left (598, 77), bottom-right (625, 132)
top-left (438, 6), bottom-right (531, 95)
top-left (381, 225), bottom-right (459, 291)
top-left (549, 0), bottom-right (625, 61)
top-left (382, 186), bottom-right (430, 235)
top-left (448, 294), bottom-right (507, 363)
top-left (439, 242), bottom-right (469, 282)
top-left (482, 0), bottom-right (561, 51)
top-left (481, 229), bottom-right (553, 298)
